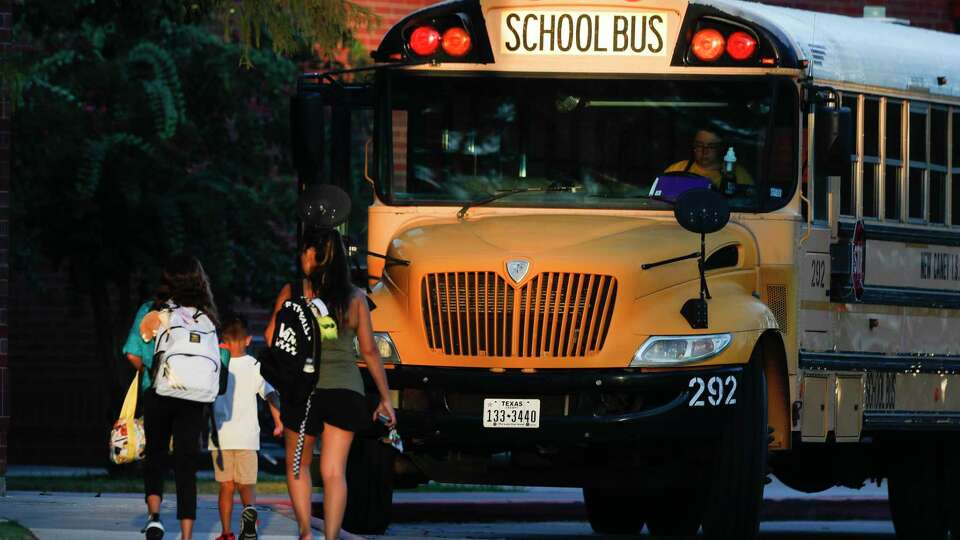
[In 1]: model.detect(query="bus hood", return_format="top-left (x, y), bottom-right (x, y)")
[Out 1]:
top-left (383, 213), bottom-right (758, 301)
top-left (372, 212), bottom-right (763, 367)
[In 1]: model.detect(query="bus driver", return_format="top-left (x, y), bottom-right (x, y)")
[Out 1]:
top-left (665, 126), bottom-right (754, 189)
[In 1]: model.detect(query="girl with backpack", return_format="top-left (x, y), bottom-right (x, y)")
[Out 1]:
top-left (264, 227), bottom-right (396, 540)
top-left (137, 254), bottom-right (226, 540)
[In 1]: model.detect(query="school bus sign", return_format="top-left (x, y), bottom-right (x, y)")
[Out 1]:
top-left (500, 10), bottom-right (668, 55)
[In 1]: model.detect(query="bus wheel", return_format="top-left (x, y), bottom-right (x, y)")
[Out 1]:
top-left (701, 350), bottom-right (767, 540)
top-left (887, 439), bottom-right (948, 540)
top-left (343, 438), bottom-right (396, 535)
top-left (582, 487), bottom-right (645, 534)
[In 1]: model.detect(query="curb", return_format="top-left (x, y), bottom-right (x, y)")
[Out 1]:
top-left (298, 497), bottom-right (892, 524)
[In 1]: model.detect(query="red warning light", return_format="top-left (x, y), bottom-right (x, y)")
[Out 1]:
top-left (727, 31), bottom-right (757, 61)
top-left (442, 27), bottom-right (472, 57)
top-left (410, 26), bottom-right (441, 56)
top-left (691, 28), bottom-right (725, 62)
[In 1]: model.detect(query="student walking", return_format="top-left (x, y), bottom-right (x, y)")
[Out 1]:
top-left (136, 255), bottom-right (228, 540)
top-left (265, 227), bottom-right (396, 540)
top-left (212, 314), bottom-right (283, 540)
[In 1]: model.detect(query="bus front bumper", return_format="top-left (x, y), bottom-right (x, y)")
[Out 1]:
top-left (379, 364), bottom-right (745, 447)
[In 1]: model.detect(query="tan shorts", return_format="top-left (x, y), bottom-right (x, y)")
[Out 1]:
top-left (211, 449), bottom-right (258, 485)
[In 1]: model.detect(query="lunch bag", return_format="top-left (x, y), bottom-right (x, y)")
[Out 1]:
top-left (109, 374), bottom-right (146, 464)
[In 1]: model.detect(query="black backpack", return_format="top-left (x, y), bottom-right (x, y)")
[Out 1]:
top-left (259, 296), bottom-right (320, 403)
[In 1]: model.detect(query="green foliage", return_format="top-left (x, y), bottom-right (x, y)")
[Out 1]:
top-left (128, 42), bottom-right (187, 138)
top-left (78, 133), bottom-right (158, 197)
top-left (13, 0), bottom-right (307, 313)
top-left (204, 0), bottom-right (378, 67)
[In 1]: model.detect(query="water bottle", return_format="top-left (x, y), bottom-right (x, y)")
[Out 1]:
top-left (721, 147), bottom-right (737, 196)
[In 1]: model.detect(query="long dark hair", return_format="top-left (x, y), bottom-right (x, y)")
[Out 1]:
top-left (155, 254), bottom-right (220, 327)
top-left (302, 227), bottom-right (353, 325)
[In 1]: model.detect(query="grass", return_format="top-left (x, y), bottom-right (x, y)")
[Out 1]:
top-left (0, 520), bottom-right (36, 540)
top-left (402, 483), bottom-right (527, 492)
top-left (7, 474), bottom-right (525, 494)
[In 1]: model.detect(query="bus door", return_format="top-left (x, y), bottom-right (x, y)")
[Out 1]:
top-left (798, 89), bottom-right (853, 440)
top-left (292, 76), bottom-right (376, 281)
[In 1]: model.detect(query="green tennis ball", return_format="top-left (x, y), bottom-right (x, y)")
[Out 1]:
top-left (318, 316), bottom-right (338, 341)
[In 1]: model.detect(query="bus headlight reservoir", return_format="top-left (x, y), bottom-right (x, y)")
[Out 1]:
top-left (631, 334), bottom-right (732, 367)
top-left (373, 332), bottom-right (402, 364)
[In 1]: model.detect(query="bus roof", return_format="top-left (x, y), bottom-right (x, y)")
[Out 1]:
top-left (704, 0), bottom-right (960, 99)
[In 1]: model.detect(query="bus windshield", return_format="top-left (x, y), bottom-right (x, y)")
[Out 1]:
top-left (384, 74), bottom-right (797, 212)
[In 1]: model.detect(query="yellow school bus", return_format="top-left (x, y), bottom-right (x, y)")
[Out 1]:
top-left (291, 1), bottom-right (960, 538)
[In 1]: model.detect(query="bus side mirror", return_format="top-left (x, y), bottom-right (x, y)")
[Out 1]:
top-left (674, 188), bottom-right (730, 329)
top-left (814, 105), bottom-right (852, 177)
top-left (291, 93), bottom-right (326, 186)
top-left (674, 188), bottom-right (730, 235)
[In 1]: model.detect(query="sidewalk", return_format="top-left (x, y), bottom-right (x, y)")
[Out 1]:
top-left (0, 491), bottom-right (302, 540)
top-left (0, 465), bottom-right (891, 539)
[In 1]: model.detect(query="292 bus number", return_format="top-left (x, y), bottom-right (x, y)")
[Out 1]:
top-left (688, 376), bottom-right (737, 407)
top-left (485, 408), bottom-right (538, 425)
top-left (810, 258), bottom-right (826, 288)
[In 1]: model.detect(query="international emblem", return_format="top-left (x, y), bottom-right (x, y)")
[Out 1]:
top-left (506, 259), bottom-right (530, 283)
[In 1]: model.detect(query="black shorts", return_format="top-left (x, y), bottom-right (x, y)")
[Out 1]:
top-left (281, 388), bottom-right (371, 435)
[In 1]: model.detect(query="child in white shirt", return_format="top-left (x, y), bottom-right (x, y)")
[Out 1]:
top-left (212, 314), bottom-right (282, 540)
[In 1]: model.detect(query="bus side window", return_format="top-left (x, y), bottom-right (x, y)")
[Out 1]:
top-left (862, 97), bottom-right (880, 218)
top-left (930, 107), bottom-right (948, 224)
top-left (884, 99), bottom-right (903, 222)
top-left (908, 103), bottom-right (928, 221)
top-left (839, 93), bottom-right (858, 217)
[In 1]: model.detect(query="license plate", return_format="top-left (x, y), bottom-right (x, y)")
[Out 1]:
top-left (483, 398), bottom-right (541, 428)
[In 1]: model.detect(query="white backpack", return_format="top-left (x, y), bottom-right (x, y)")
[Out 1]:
top-left (153, 304), bottom-right (221, 403)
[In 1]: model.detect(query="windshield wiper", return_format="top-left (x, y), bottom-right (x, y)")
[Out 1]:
top-left (457, 185), bottom-right (579, 219)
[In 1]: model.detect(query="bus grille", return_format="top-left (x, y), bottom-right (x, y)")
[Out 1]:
top-left (421, 272), bottom-right (617, 358)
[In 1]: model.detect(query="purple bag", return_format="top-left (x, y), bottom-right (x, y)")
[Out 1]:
top-left (649, 174), bottom-right (713, 202)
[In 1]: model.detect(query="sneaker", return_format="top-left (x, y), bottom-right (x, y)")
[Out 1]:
top-left (141, 517), bottom-right (164, 540)
top-left (239, 505), bottom-right (258, 540)
top-left (215, 534), bottom-right (235, 540)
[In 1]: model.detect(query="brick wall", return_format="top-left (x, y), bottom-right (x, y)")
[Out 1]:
top-left (0, 0), bottom-right (11, 488)
top-left (8, 278), bottom-right (120, 464)
top-left (356, 0), bottom-right (435, 53)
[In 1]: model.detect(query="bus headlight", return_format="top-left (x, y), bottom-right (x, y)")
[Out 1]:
top-left (373, 332), bottom-right (401, 364)
top-left (630, 334), bottom-right (732, 367)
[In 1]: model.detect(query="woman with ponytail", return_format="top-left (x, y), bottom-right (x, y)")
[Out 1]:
top-left (265, 227), bottom-right (395, 540)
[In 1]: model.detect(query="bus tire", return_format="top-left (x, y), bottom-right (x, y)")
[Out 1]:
top-left (582, 487), bottom-right (645, 534)
top-left (343, 437), bottom-right (396, 535)
top-left (701, 349), bottom-right (766, 540)
top-left (887, 439), bottom-right (948, 540)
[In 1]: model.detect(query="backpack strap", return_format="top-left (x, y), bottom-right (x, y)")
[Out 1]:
top-left (292, 300), bottom-right (322, 480)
